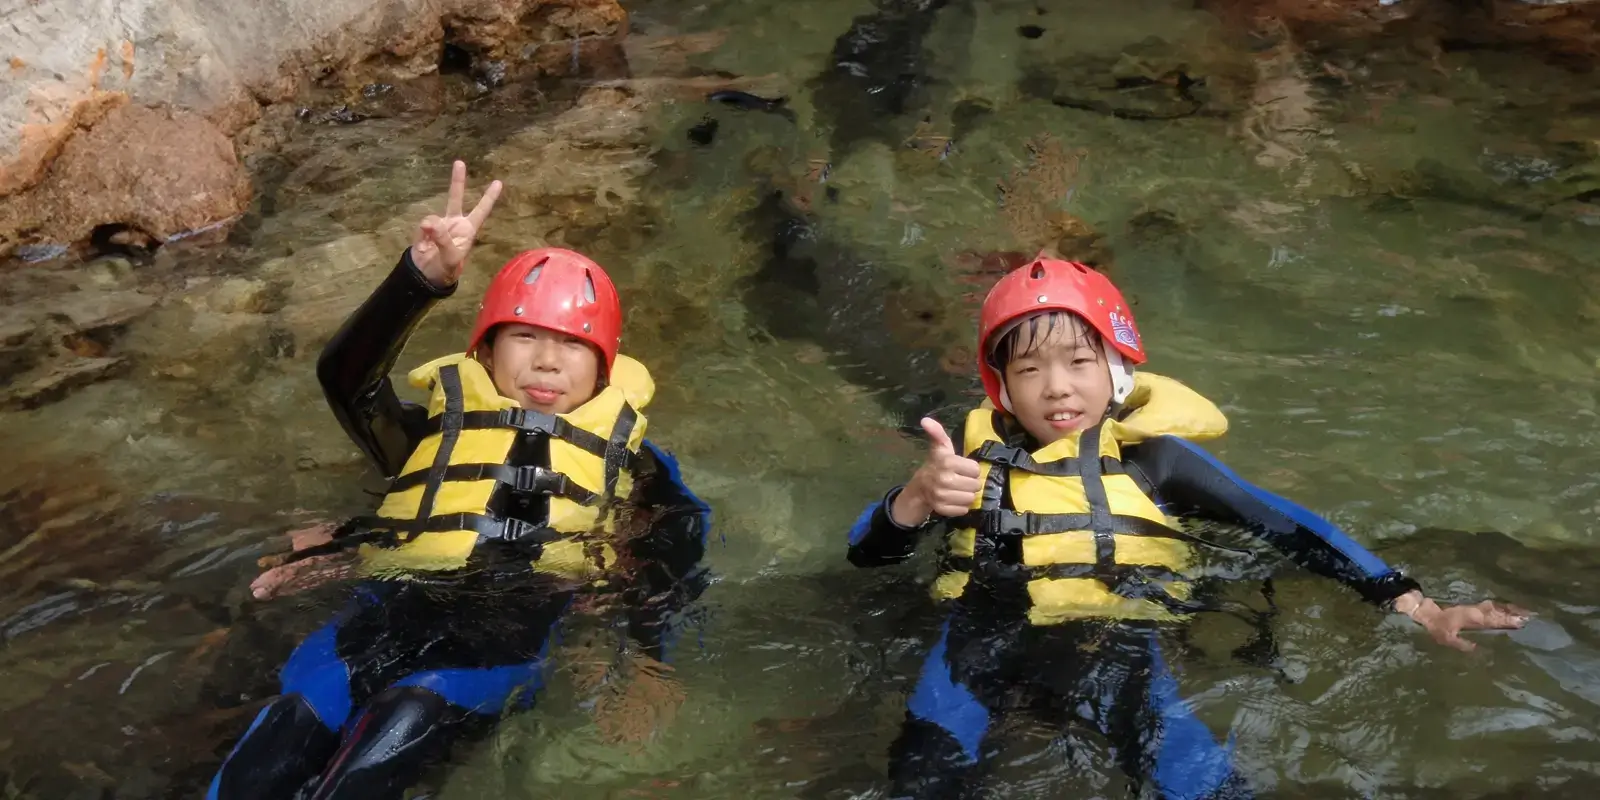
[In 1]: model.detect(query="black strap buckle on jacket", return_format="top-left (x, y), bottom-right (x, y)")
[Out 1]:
top-left (499, 408), bottom-right (610, 457)
top-left (425, 408), bottom-right (613, 458)
top-left (971, 441), bottom-right (1025, 468)
top-left (970, 441), bottom-right (1082, 477)
top-left (509, 466), bottom-right (601, 506)
top-left (512, 465), bottom-right (565, 494)
top-left (480, 516), bottom-right (563, 545)
top-left (967, 510), bottom-right (1022, 538)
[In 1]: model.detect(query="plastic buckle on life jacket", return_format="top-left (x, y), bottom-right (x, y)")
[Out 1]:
top-left (514, 466), bottom-right (571, 496)
top-left (980, 510), bottom-right (1029, 538)
top-left (975, 441), bottom-right (1023, 467)
top-left (498, 407), bottom-right (556, 434)
top-left (497, 518), bottom-right (543, 543)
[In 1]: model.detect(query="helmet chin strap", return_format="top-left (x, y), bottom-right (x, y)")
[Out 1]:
top-left (1106, 347), bottom-right (1136, 406)
top-left (1093, 350), bottom-right (1138, 421)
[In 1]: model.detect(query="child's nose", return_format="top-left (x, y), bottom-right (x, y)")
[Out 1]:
top-left (529, 341), bottom-right (560, 369)
top-left (1043, 371), bottom-right (1073, 397)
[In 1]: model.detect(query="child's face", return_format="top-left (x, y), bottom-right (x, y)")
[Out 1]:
top-left (1000, 313), bottom-right (1114, 447)
top-left (484, 323), bottom-right (600, 414)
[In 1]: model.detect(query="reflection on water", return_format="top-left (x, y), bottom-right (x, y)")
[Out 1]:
top-left (2, 0), bottom-right (1600, 796)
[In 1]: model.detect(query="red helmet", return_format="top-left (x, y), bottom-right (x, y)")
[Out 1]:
top-left (466, 248), bottom-right (623, 374)
top-left (977, 256), bottom-right (1145, 410)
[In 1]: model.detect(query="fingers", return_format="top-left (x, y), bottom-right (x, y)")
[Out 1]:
top-left (289, 523), bottom-right (337, 552)
top-left (1468, 600), bottom-right (1530, 631)
top-left (251, 567), bottom-right (289, 601)
top-left (1488, 601), bottom-right (1533, 619)
top-left (468, 179), bottom-right (503, 228)
top-left (431, 222), bottom-right (465, 268)
top-left (921, 417), bottom-right (954, 455)
top-left (920, 417), bottom-right (980, 477)
top-left (911, 416), bottom-right (985, 518)
top-left (944, 453), bottom-right (981, 479)
top-left (253, 555), bottom-right (353, 601)
top-left (1440, 631), bottom-right (1477, 653)
top-left (924, 464), bottom-right (982, 517)
top-left (928, 496), bottom-right (975, 518)
top-left (447, 159), bottom-right (466, 218)
top-left (415, 215), bottom-right (445, 253)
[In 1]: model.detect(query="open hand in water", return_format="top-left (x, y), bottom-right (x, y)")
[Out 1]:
top-left (1395, 590), bottom-right (1530, 652)
top-left (411, 160), bottom-right (503, 289)
top-left (251, 521), bottom-right (357, 601)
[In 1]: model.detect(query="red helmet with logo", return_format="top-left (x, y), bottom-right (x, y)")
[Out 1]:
top-left (977, 256), bottom-right (1145, 410)
top-left (466, 248), bottom-right (623, 374)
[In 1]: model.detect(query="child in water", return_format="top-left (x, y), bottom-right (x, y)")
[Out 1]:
top-left (846, 256), bottom-right (1529, 799)
top-left (210, 162), bottom-right (710, 799)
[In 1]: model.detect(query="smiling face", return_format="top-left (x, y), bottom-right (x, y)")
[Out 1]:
top-left (481, 323), bottom-right (601, 414)
top-left (993, 311), bottom-right (1115, 447)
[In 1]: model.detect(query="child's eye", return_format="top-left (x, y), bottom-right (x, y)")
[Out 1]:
top-left (1073, 357), bottom-right (1095, 366)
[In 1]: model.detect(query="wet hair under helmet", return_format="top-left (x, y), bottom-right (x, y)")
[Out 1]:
top-left (976, 256), bottom-right (1145, 412)
top-left (466, 248), bottom-right (623, 375)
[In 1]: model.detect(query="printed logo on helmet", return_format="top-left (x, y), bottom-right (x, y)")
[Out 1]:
top-left (1109, 312), bottom-right (1140, 351)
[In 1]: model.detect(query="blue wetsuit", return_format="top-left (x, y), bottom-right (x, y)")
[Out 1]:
top-left (848, 426), bottom-right (1421, 800)
top-left (206, 250), bottom-right (711, 800)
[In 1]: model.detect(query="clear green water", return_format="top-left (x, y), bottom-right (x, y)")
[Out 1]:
top-left (2, 0), bottom-right (1599, 797)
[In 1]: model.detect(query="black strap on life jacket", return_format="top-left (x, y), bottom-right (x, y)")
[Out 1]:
top-left (417, 407), bottom-right (611, 459)
top-left (411, 364), bottom-right (467, 527)
top-left (275, 512), bottom-right (568, 564)
top-left (968, 439), bottom-right (1128, 479)
top-left (602, 404), bottom-right (638, 499)
top-left (384, 464), bottom-right (602, 506)
top-left (350, 512), bottom-right (567, 545)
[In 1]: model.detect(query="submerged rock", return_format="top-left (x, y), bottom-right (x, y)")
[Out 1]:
top-left (1, 356), bottom-right (130, 411)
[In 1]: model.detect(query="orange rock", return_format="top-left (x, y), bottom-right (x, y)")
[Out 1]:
top-left (1, 104), bottom-right (250, 258)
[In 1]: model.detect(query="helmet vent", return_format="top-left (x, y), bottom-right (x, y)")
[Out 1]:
top-left (583, 271), bottom-right (597, 304)
top-left (1031, 264), bottom-right (1046, 279)
top-left (523, 258), bottom-right (549, 284)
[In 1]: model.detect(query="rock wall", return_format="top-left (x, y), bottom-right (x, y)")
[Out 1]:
top-left (1202, 0), bottom-right (1600, 61)
top-left (0, 0), bottom-right (626, 261)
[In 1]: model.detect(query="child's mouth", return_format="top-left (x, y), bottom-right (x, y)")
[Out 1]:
top-left (525, 387), bottom-right (561, 404)
top-left (1046, 410), bottom-right (1081, 429)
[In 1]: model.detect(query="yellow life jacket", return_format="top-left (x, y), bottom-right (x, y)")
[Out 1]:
top-left (934, 372), bottom-right (1229, 626)
top-left (352, 352), bottom-right (653, 581)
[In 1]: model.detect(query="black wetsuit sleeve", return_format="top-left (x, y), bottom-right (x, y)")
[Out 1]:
top-left (1123, 435), bottom-right (1422, 607)
top-left (846, 485), bottom-right (943, 567)
top-left (845, 422), bottom-right (967, 568)
top-left (316, 247), bottom-right (456, 477)
top-left (620, 442), bottom-right (712, 663)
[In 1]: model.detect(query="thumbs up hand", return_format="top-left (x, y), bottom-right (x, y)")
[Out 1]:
top-left (888, 418), bottom-right (984, 527)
